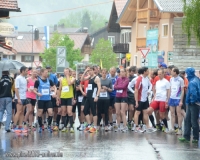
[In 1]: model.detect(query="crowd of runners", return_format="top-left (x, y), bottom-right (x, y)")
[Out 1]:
top-left (0, 63), bottom-right (200, 142)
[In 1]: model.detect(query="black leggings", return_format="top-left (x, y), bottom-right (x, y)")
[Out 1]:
top-left (97, 99), bottom-right (109, 126)
top-left (84, 98), bottom-right (97, 116)
top-left (77, 102), bottom-right (81, 117)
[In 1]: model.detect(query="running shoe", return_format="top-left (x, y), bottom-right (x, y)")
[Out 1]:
top-left (192, 139), bottom-right (198, 143)
top-left (135, 127), bottom-right (145, 133)
top-left (162, 126), bottom-right (166, 132)
top-left (42, 124), bottom-right (45, 130)
top-left (59, 124), bottom-right (64, 130)
top-left (131, 125), bottom-right (136, 131)
top-left (67, 124), bottom-right (70, 128)
top-left (70, 127), bottom-right (74, 133)
top-left (89, 127), bottom-right (97, 133)
top-left (61, 127), bottom-right (68, 132)
top-left (146, 128), bottom-right (157, 133)
top-left (179, 137), bottom-right (190, 143)
top-left (38, 127), bottom-right (42, 133)
top-left (127, 122), bottom-right (132, 130)
top-left (77, 125), bottom-right (81, 130)
top-left (166, 129), bottom-right (176, 134)
top-left (176, 129), bottom-right (182, 135)
top-left (164, 128), bottom-right (169, 133)
top-left (85, 126), bottom-right (91, 132)
top-left (107, 125), bottom-right (113, 131)
top-left (122, 126), bottom-right (128, 133)
top-left (101, 125), bottom-right (105, 130)
top-left (53, 126), bottom-right (59, 131)
top-left (48, 126), bottom-right (53, 133)
top-left (79, 124), bottom-right (85, 131)
top-left (44, 123), bottom-right (47, 129)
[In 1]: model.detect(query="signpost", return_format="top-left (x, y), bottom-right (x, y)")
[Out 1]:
top-left (167, 51), bottom-right (173, 62)
top-left (140, 48), bottom-right (150, 67)
top-left (56, 46), bottom-right (67, 73)
top-left (141, 58), bottom-right (148, 66)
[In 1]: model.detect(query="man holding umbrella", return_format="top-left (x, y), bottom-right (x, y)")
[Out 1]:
top-left (0, 70), bottom-right (15, 132)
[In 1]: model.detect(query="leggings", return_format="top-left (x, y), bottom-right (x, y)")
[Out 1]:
top-left (84, 98), bottom-right (97, 116)
top-left (97, 99), bottom-right (110, 126)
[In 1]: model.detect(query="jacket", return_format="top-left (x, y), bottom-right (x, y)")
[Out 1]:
top-left (114, 76), bottom-right (129, 98)
top-left (185, 67), bottom-right (200, 105)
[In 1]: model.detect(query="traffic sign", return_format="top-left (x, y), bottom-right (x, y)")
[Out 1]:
top-left (56, 46), bottom-right (67, 73)
top-left (139, 48), bottom-right (150, 58)
top-left (57, 57), bottom-right (66, 67)
top-left (141, 58), bottom-right (148, 66)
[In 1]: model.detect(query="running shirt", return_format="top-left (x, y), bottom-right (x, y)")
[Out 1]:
top-left (127, 75), bottom-right (136, 96)
top-left (86, 76), bottom-right (97, 98)
top-left (135, 75), bottom-right (152, 102)
top-left (170, 76), bottom-right (184, 99)
top-left (60, 77), bottom-right (74, 99)
top-left (128, 76), bottom-right (138, 94)
top-left (75, 79), bottom-right (83, 103)
top-left (15, 75), bottom-right (27, 100)
top-left (99, 78), bottom-right (112, 100)
top-left (107, 74), bottom-right (118, 97)
top-left (155, 78), bottom-right (170, 101)
top-left (80, 80), bottom-right (89, 94)
top-left (26, 77), bottom-right (36, 99)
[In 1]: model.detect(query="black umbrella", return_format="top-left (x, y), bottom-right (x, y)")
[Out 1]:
top-left (0, 60), bottom-right (25, 71)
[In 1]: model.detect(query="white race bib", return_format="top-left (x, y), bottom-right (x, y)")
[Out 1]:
top-left (78, 96), bottom-right (83, 102)
top-left (62, 86), bottom-right (69, 92)
top-left (100, 92), bottom-right (107, 98)
top-left (42, 89), bottom-right (49, 95)
top-left (117, 90), bottom-right (123, 93)
top-left (87, 84), bottom-right (92, 90)
top-left (30, 86), bottom-right (34, 89)
top-left (92, 88), bottom-right (97, 98)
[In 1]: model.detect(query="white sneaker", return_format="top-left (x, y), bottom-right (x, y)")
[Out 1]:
top-left (79, 124), bottom-right (85, 131)
top-left (164, 128), bottom-right (169, 133)
top-left (131, 125), bottom-right (136, 131)
top-left (107, 125), bottom-right (113, 131)
top-left (120, 123), bottom-right (123, 130)
top-left (67, 124), bottom-right (70, 128)
top-left (176, 129), bottom-right (182, 135)
top-left (122, 126), bottom-right (128, 133)
top-left (146, 128), bottom-right (157, 133)
top-left (142, 125), bottom-right (146, 132)
top-left (59, 124), bottom-right (64, 130)
top-left (101, 125), bottom-right (105, 130)
top-left (114, 126), bottom-right (120, 132)
top-left (166, 129), bottom-right (176, 134)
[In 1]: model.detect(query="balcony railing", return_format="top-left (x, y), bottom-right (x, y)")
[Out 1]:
top-left (136, 38), bottom-right (146, 49)
top-left (138, 8), bottom-right (159, 19)
top-left (113, 43), bottom-right (129, 53)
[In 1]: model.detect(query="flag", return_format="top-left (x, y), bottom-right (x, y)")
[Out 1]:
top-left (100, 59), bottom-right (103, 69)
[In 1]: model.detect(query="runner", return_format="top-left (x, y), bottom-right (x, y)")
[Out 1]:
top-left (114, 68), bottom-right (129, 132)
top-left (57, 68), bottom-right (75, 133)
top-left (127, 66), bottom-right (137, 130)
top-left (13, 66), bottom-right (31, 133)
top-left (168, 67), bottom-right (184, 135)
top-left (147, 69), bottom-right (170, 132)
top-left (24, 69), bottom-right (37, 131)
top-left (97, 68), bottom-right (112, 131)
top-left (107, 67), bottom-right (118, 130)
top-left (33, 68), bottom-right (57, 133)
top-left (134, 67), bottom-right (153, 133)
top-left (81, 66), bottom-right (101, 133)
top-left (0, 71), bottom-right (15, 132)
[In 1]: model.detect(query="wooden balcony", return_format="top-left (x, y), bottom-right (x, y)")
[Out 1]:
top-left (113, 43), bottom-right (129, 54)
top-left (137, 8), bottom-right (159, 23)
top-left (136, 37), bottom-right (146, 49)
top-left (81, 45), bottom-right (92, 54)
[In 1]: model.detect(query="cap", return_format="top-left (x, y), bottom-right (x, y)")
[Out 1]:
top-left (46, 66), bottom-right (51, 69)
top-left (159, 62), bottom-right (167, 69)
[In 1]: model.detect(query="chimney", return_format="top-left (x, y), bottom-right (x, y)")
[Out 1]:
top-left (34, 28), bottom-right (39, 40)
top-left (82, 27), bottom-right (88, 33)
top-left (54, 24), bottom-right (57, 31)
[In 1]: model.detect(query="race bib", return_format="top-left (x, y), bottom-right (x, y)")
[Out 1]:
top-left (78, 96), bottom-right (83, 102)
top-left (92, 88), bottom-right (97, 98)
top-left (42, 89), bottom-right (49, 95)
top-left (87, 84), bottom-right (92, 90)
top-left (62, 86), bottom-right (69, 92)
top-left (117, 90), bottom-right (123, 93)
top-left (100, 92), bottom-right (107, 97)
top-left (30, 86), bottom-right (34, 89)
top-left (50, 91), bottom-right (55, 96)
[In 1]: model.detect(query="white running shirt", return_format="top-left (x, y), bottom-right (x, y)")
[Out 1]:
top-left (155, 78), bottom-right (170, 101)
top-left (170, 76), bottom-right (184, 99)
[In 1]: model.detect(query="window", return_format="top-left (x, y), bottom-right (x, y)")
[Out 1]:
top-left (162, 24), bottom-right (169, 37)
top-left (121, 33), bottom-right (124, 43)
top-left (171, 24), bottom-right (174, 37)
top-left (144, 26), bottom-right (147, 37)
top-left (134, 55), bottom-right (137, 66)
top-left (3, 55), bottom-right (16, 60)
top-left (21, 55), bottom-right (34, 62)
top-left (108, 36), bottom-right (115, 45)
top-left (121, 32), bottom-right (131, 43)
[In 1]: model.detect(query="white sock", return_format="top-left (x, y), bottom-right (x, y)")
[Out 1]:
top-left (112, 114), bottom-right (116, 123)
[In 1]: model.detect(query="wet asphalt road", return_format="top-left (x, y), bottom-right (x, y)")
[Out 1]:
top-left (0, 125), bottom-right (200, 160)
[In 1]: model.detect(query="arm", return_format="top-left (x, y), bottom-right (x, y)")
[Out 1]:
top-left (148, 79), bottom-right (152, 93)
top-left (128, 79), bottom-right (135, 94)
top-left (57, 79), bottom-right (62, 101)
top-left (15, 78), bottom-right (21, 104)
top-left (79, 83), bottom-right (86, 96)
top-left (179, 79), bottom-right (185, 106)
top-left (134, 76), bottom-right (142, 108)
top-left (94, 77), bottom-right (101, 102)
top-left (81, 68), bottom-right (90, 81)
top-left (66, 75), bottom-right (75, 86)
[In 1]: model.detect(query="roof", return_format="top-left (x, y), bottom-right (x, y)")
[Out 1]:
top-left (37, 27), bottom-right (82, 34)
top-left (0, 0), bottom-right (21, 11)
top-left (153, 0), bottom-right (184, 13)
top-left (115, 0), bottom-right (128, 17)
top-left (90, 26), bottom-right (107, 37)
top-left (0, 32), bottom-right (90, 54)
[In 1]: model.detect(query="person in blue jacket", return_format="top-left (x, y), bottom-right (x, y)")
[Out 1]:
top-left (179, 67), bottom-right (200, 143)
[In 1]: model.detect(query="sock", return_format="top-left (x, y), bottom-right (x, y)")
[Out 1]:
top-left (38, 116), bottom-right (42, 128)
top-left (69, 116), bottom-right (73, 128)
top-left (162, 118), bottom-right (168, 128)
top-left (62, 116), bottom-right (66, 127)
top-left (48, 116), bottom-right (53, 127)
top-left (112, 114), bottom-right (116, 123)
top-left (66, 114), bottom-right (69, 126)
top-left (149, 115), bottom-right (156, 128)
top-left (56, 115), bottom-right (61, 126)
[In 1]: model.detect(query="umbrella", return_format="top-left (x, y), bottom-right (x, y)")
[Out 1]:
top-left (0, 60), bottom-right (25, 71)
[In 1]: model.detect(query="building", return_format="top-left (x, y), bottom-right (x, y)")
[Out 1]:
top-left (117, 0), bottom-right (184, 67)
top-left (107, 0), bottom-right (131, 67)
top-left (0, 28), bottom-right (92, 67)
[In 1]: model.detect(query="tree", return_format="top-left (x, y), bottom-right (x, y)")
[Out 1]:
top-left (81, 11), bottom-right (91, 30)
top-left (40, 32), bottom-right (83, 71)
top-left (89, 38), bottom-right (118, 70)
top-left (182, 0), bottom-right (200, 45)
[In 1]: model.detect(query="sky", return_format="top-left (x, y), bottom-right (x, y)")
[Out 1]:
top-left (6, 0), bottom-right (112, 31)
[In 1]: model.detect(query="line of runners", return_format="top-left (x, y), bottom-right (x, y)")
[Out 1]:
top-left (0, 64), bottom-right (188, 135)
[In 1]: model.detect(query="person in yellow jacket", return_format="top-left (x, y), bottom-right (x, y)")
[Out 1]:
top-left (57, 68), bottom-right (75, 133)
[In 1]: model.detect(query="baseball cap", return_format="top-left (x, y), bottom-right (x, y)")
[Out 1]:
top-left (159, 62), bottom-right (167, 69)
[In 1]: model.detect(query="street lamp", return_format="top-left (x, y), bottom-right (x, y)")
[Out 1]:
top-left (27, 25), bottom-right (34, 67)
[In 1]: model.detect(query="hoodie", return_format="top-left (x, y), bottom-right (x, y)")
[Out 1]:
top-left (114, 76), bottom-right (129, 98)
top-left (185, 67), bottom-right (200, 105)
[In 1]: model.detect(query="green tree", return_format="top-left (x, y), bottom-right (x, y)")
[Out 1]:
top-left (90, 38), bottom-right (117, 70)
top-left (40, 32), bottom-right (83, 71)
top-left (182, 0), bottom-right (200, 45)
top-left (81, 11), bottom-right (91, 30)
